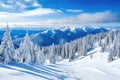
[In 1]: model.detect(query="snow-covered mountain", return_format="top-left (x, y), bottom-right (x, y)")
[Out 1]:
top-left (0, 26), bottom-right (107, 47)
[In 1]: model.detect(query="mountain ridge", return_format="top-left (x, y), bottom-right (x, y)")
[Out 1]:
top-left (0, 26), bottom-right (108, 47)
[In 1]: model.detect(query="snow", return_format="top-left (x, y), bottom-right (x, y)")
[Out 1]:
top-left (32, 33), bottom-right (40, 37)
top-left (0, 46), bottom-right (120, 80)
top-left (41, 30), bottom-right (55, 34)
top-left (82, 27), bottom-right (87, 32)
top-left (0, 63), bottom-right (68, 80)
top-left (58, 47), bottom-right (120, 80)
top-left (41, 30), bottom-right (49, 34)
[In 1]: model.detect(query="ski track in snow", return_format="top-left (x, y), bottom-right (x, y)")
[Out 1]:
top-left (0, 47), bottom-right (120, 80)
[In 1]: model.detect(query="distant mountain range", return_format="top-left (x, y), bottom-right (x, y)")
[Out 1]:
top-left (0, 26), bottom-right (108, 47)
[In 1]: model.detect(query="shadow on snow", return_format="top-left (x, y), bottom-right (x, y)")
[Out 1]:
top-left (0, 63), bottom-right (69, 80)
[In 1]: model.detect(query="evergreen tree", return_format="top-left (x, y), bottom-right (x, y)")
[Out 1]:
top-left (49, 44), bottom-right (56, 64)
top-left (19, 32), bottom-right (35, 64)
top-left (108, 47), bottom-right (114, 62)
top-left (0, 24), bottom-right (15, 64)
top-left (35, 46), bottom-right (45, 64)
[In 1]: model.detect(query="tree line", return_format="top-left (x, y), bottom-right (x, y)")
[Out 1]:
top-left (0, 25), bottom-right (119, 64)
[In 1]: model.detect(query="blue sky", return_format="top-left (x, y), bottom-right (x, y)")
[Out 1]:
top-left (0, 0), bottom-right (120, 26)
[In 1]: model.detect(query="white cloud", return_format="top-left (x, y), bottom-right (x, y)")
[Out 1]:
top-left (20, 8), bottom-right (61, 16)
top-left (0, 0), bottom-right (62, 19)
top-left (0, 0), bottom-right (63, 27)
top-left (25, 0), bottom-right (32, 2)
top-left (0, 3), bottom-right (13, 9)
top-left (0, 1), bottom-right (28, 11)
top-left (0, 1), bottom-right (119, 28)
top-left (16, 1), bottom-right (28, 9)
top-left (66, 9), bottom-right (84, 13)
top-left (0, 0), bottom-right (42, 11)
top-left (76, 11), bottom-right (118, 23)
top-left (0, 10), bottom-right (119, 27)
top-left (0, 7), bottom-right (62, 24)
top-left (47, 11), bottom-right (119, 25)
top-left (33, 1), bottom-right (42, 7)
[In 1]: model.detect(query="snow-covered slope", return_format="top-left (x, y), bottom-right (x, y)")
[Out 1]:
top-left (0, 46), bottom-right (120, 80)
top-left (0, 63), bottom-right (68, 80)
top-left (58, 47), bottom-right (120, 80)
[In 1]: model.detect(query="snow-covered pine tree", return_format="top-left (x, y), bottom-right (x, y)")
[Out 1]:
top-left (35, 46), bottom-right (45, 64)
top-left (115, 32), bottom-right (120, 58)
top-left (19, 32), bottom-right (35, 64)
top-left (0, 24), bottom-right (16, 64)
top-left (61, 44), bottom-right (65, 59)
top-left (81, 37), bottom-right (87, 56)
top-left (108, 46), bottom-right (114, 62)
top-left (102, 31), bottom-right (120, 61)
top-left (64, 43), bottom-right (69, 59)
top-left (101, 40), bottom-right (106, 52)
top-left (69, 43), bottom-right (75, 61)
top-left (118, 45), bottom-right (120, 58)
top-left (49, 43), bottom-right (56, 64)
top-left (77, 39), bottom-right (82, 55)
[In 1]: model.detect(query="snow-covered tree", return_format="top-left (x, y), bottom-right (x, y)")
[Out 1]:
top-left (19, 32), bottom-right (35, 64)
top-left (69, 44), bottom-right (75, 61)
top-left (55, 45), bottom-right (62, 61)
top-left (35, 46), bottom-right (45, 64)
top-left (0, 24), bottom-right (16, 64)
top-left (49, 44), bottom-right (56, 64)
top-left (108, 46), bottom-right (114, 62)
top-left (64, 43), bottom-right (69, 59)
top-left (81, 37), bottom-right (88, 56)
